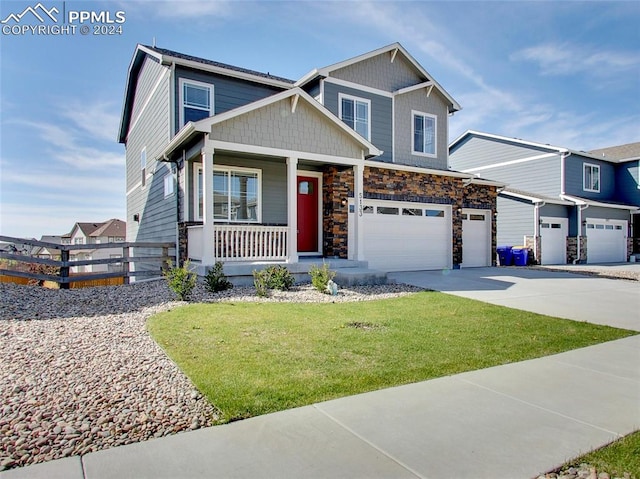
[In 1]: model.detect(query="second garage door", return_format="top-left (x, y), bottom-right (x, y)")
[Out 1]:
top-left (586, 219), bottom-right (627, 263)
top-left (540, 217), bottom-right (568, 265)
top-left (349, 200), bottom-right (452, 271)
top-left (461, 209), bottom-right (491, 267)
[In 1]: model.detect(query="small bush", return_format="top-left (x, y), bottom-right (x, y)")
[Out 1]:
top-left (253, 265), bottom-right (295, 297)
top-left (164, 260), bottom-right (197, 301)
top-left (204, 261), bottom-right (233, 293)
top-left (253, 270), bottom-right (270, 297)
top-left (309, 263), bottom-right (336, 294)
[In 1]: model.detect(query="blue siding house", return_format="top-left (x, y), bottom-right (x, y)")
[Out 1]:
top-left (449, 131), bottom-right (639, 265)
top-left (118, 44), bottom-right (501, 279)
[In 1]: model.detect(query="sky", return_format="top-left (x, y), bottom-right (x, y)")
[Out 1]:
top-left (0, 0), bottom-right (639, 239)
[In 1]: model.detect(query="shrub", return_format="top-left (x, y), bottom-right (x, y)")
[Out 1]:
top-left (204, 261), bottom-right (233, 293)
top-left (253, 265), bottom-right (295, 297)
top-left (309, 263), bottom-right (336, 294)
top-left (164, 260), bottom-right (197, 301)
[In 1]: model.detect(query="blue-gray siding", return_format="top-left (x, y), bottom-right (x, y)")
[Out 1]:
top-left (174, 67), bottom-right (284, 133)
top-left (125, 56), bottom-right (172, 249)
top-left (496, 196), bottom-right (533, 246)
top-left (450, 136), bottom-right (555, 171)
top-left (322, 81), bottom-right (392, 163)
top-left (564, 155), bottom-right (616, 200)
top-left (615, 161), bottom-right (640, 206)
top-left (393, 88), bottom-right (448, 169)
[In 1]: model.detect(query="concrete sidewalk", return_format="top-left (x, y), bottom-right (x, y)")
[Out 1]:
top-left (3, 335), bottom-right (639, 479)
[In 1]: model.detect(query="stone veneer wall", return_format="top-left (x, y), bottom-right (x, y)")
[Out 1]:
top-left (322, 166), bottom-right (353, 258)
top-left (566, 236), bottom-right (587, 264)
top-left (524, 236), bottom-right (540, 264)
top-left (321, 165), bottom-right (498, 264)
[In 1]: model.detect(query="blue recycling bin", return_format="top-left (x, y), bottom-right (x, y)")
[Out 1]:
top-left (512, 247), bottom-right (530, 266)
top-left (496, 246), bottom-right (513, 266)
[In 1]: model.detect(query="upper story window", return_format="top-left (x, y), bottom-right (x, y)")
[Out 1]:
top-left (180, 79), bottom-right (213, 127)
top-left (412, 110), bottom-right (437, 157)
top-left (583, 163), bottom-right (600, 192)
top-left (195, 165), bottom-right (261, 223)
top-left (339, 93), bottom-right (370, 140)
top-left (74, 238), bottom-right (84, 245)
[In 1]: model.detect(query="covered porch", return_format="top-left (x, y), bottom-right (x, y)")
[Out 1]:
top-left (161, 88), bottom-right (381, 273)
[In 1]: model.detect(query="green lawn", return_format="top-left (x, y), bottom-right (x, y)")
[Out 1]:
top-left (148, 291), bottom-right (635, 424)
top-left (563, 430), bottom-right (640, 478)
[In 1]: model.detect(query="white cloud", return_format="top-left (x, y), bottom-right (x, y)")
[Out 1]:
top-left (511, 42), bottom-right (640, 77)
top-left (59, 101), bottom-right (121, 143)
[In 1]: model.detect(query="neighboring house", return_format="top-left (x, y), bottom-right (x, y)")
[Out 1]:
top-left (118, 43), bottom-right (501, 275)
top-left (449, 131), bottom-right (639, 265)
top-left (65, 219), bottom-right (126, 273)
top-left (589, 142), bottom-right (640, 257)
top-left (32, 235), bottom-right (63, 259)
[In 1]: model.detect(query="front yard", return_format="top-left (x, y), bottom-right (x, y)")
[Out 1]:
top-left (148, 290), bottom-right (635, 424)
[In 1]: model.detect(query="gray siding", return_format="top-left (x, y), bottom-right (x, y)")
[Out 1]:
top-left (174, 67), bottom-right (283, 133)
top-left (125, 57), bottom-right (171, 245)
top-left (210, 97), bottom-right (365, 160)
top-left (615, 161), bottom-right (640, 205)
top-left (393, 88), bottom-right (448, 169)
top-left (189, 156), bottom-right (287, 224)
top-left (565, 155), bottom-right (616, 200)
top-left (331, 53), bottom-right (422, 92)
top-left (540, 204), bottom-right (570, 218)
top-left (496, 196), bottom-right (534, 246)
top-left (583, 207), bottom-right (631, 222)
top-left (450, 137), bottom-right (562, 197)
top-left (450, 136), bottom-right (556, 171)
top-left (323, 81), bottom-right (392, 163)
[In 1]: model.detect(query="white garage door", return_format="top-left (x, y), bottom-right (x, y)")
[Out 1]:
top-left (586, 219), bottom-right (627, 263)
top-left (462, 209), bottom-right (491, 267)
top-left (349, 200), bottom-right (451, 271)
top-left (540, 217), bottom-right (568, 265)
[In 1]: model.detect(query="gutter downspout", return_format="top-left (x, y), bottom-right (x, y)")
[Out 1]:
top-left (164, 152), bottom-right (183, 266)
top-left (534, 201), bottom-right (545, 264)
top-left (575, 203), bottom-right (589, 264)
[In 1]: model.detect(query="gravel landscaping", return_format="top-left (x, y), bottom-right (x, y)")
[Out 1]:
top-left (0, 279), bottom-right (421, 470)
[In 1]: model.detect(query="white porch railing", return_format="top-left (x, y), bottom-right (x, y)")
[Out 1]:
top-left (215, 225), bottom-right (288, 262)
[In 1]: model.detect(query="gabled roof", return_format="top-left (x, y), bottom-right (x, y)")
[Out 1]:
top-left (90, 219), bottom-right (126, 237)
top-left (450, 130), bottom-right (608, 162)
top-left (158, 87), bottom-right (383, 161)
top-left (118, 44), bottom-right (294, 143)
top-left (295, 42), bottom-right (461, 113)
top-left (589, 142), bottom-right (640, 163)
top-left (69, 219), bottom-right (126, 238)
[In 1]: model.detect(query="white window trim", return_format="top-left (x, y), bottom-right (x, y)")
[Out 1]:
top-left (164, 173), bottom-right (175, 198)
top-left (583, 162), bottom-right (600, 193)
top-left (178, 78), bottom-right (214, 128)
top-left (411, 110), bottom-right (437, 158)
top-left (338, 93), bottom-right (371, 141)
top-left (194, 164), bottom-right (262, 223)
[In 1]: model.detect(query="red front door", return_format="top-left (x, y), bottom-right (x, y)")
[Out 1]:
top-left (297, 176), bottom-right (319, 252)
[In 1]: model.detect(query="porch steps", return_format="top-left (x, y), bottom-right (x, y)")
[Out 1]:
top-left (201, 258), bottom-right (389, 287)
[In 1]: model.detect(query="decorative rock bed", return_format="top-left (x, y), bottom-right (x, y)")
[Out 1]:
top-left (0, 279), bottom-right (422, 470)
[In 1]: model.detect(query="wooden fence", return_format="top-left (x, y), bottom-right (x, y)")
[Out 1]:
top-left (0, 235), bottom-right (175, 289)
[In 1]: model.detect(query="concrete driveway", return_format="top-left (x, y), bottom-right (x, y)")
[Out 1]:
top-left (389, 266), bottom-right (640, 332)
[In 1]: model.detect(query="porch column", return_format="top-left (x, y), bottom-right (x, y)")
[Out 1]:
top-left (353, 163), bottom-right (365, 261)
top-left (201, 144), bottom-right (215, 266)
top-left (287, 157), bottom-right (298, 263)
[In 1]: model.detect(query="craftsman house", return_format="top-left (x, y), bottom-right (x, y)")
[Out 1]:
top-left (449, 132), bottom-right (639, 264)
top-left (118, 43), bottom-right (500, 278)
